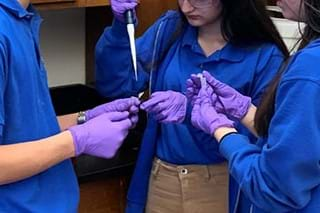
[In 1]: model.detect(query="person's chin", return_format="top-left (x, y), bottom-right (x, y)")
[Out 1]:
top-left (281, 11), bottom-right (297, 21)
top-left (187, 19), bottom-right (203, 27)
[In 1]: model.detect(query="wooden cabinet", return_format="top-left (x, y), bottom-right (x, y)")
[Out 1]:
top-left (78, 175), bottom-right (130, 213)
top-left (32, 0), bottom-right (75, 4)
top-left (32, 0), bottom-right (109, 10)
top-left (136, 0), bottom-right (177, 36)
top-left (32, 0), bottom-right (176, 13)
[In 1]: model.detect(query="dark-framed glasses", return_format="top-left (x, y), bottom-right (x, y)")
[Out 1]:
top-left (178, 0), bottom-right (213, 8)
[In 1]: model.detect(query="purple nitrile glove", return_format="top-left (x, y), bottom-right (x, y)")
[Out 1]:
top-left (186, 74), bottom-right (224, 111)
top-left (111, 0), bottom-right (138, 23)
top-left (186, 77), bottom-right (201, 106)
top-left (140, 91), bottom-right (187, 123)
top-left (191, 87), bottom-right (234, 136)
top-left (69, 111), bottom-right (132, 158)
top-left (86, 97), bottom-right (140, 123)
top-left (203, 71), bottom-right (252, 120)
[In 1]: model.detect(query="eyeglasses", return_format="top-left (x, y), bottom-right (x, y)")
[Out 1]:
top-left (178, 0), bottom-right (213, 8)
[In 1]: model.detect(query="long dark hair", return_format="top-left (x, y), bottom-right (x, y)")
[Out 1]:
top-left (220, 0), bottom-right (288, 56)
top-left (153, 0), bottom-right (289, 70)
top-left (254, 0), bottom-right (320, 136)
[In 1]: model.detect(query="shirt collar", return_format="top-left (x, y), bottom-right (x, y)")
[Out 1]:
top-left (0, 0), bottom-right (36, 19)
top-left (181, 25), bottom-right (245, 62)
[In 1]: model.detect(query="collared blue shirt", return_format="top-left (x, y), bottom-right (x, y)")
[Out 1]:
top-left (220, 39), bottom-right (320, 212)
top-left (95, 11), bottom-right (285, 211)
top-left (0, 1), bottom-right (79, 212)
top-left (155, 26), bottom-right (284, 164)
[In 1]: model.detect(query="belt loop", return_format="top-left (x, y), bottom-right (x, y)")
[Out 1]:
top-left (152, 158), bottom-right (161, 176)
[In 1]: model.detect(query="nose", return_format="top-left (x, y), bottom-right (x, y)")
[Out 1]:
top-left (179, 0), bottom-right (195, 13)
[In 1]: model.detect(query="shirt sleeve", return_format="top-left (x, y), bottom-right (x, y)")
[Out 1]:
top-left (250, 45), bottom-right (285, 105)
top-left (236, 45), bottom-right (285, 143)
top-left (220, 79), bottom-right (320, 211)
top-left (0, 40), bottom-right (7, 141)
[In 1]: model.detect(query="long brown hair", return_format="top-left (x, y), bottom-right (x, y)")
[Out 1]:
top-left (254, 0), bottom-right (320, 137)
top-left (151, 0), bottom-right (290, 72)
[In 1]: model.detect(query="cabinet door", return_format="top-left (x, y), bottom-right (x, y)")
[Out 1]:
top-left (32, 0), bottom-right (75, 4)
top-left (136, 0), bottom-right (178, 36)
top-left (85, 0), bottom-right (110, 7)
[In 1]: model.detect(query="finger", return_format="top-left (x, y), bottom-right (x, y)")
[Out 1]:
top-left (198, 87), bottom-right (208, 98)
top-left (140, 94), bottom-right (167, 110)
top-left (202, 71), bottom-right (225, 91)
top-left (186, 87), bottom-right (195, 94)
top-left (105, 111), bottom-right (130, 121)
top-left (191, 100), bottom-right (201, 125)
top-left (130, 96), bottom-right (141, 106)
top-left (192, 97), bottom-right (201, 111)
top-left (149, 91), bottom-right (169, 100)
top-left (129, 105), bottom-right (139, 114)
top-left (154, 110), bottom-right (168, 122)
top-left (116, 118), bottom-right (133, 130)
top-left (109, 98), bottom-right (133, 112)
top-left (215, 99), bottom-right (225, 113)
top-left (186, 79), bottom-right (194, 87)
top-left (148, 100), bottom-right (171, 114)
top-left (122, 2), bottom-right (138, 9)
top-left (130, 114), bottom-right (139, 125)
top-left (186, 87), bottom-right (195, 100)
top-left (190, 74), bottom-right (201, 88)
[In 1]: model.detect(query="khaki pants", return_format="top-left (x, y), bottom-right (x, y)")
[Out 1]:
top-left (146, 158), bottom-right (228, 213)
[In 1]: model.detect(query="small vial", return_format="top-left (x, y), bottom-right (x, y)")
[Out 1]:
top-left (197, 73), bottom-right (207, 88)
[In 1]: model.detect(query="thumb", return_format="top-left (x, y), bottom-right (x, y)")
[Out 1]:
top-left (116, 118), bottom-right (133, 130)
top-left (105, 111), bottom-right (130, 122)
top-left (203, 71), bottom-right (226, 93)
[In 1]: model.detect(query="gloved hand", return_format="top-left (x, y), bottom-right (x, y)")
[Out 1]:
top-left (191, 87), bottom-right (234, 136)
top-left (69, 111), bottom-right (132, 158)
top-left (140, 91), bottom-right (187, 123)
top-left (186, 74), bottom-right (224, 112)
top-left (111, 0), bottom-right (138, 22)
top-left (86, 97), bottom-right (140, 125)
top-left (203, 71), bottom-right (251, 120)
top-left (186, 76), bottom-right (201, 106)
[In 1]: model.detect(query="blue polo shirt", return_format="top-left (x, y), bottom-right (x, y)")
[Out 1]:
top-left (95, 11), bottom-right (285, 211)
top-left (155, 26), bottom-right (284, 164)
top-left (219, 38), bottom-right (320, 212)
top-left (0, 1), bottom-right (79, 212)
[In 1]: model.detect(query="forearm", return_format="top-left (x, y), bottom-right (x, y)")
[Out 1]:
top-left (57, 113), bottom-right (78, 131)
top-left (214, 105), bottom-right (257, 142)
top-left (0, 131), bottom-right (75, 185)
top-left (240, 104), bottom-right (258, 137)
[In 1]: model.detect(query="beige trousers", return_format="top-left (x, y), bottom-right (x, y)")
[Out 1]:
top-left (146, 158), bottom-right (228, 213)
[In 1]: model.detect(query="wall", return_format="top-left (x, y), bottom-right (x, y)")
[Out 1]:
top-left (272, 17), bottom-right (302, 52)
top-left (39, 9), bottom-right (86, 87)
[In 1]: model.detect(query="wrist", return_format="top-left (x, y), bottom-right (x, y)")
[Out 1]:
top-left (240, 104), bottom-right (258, 137)
top-left (53, 131), bottom-right (77, 158)
top-left (214, 127), bottom-right (237, 143)
top-left (68, 125), bottom-right (87, 156)
top-left (240, 104), bottom-right (256, 123)
top-left (64, 131), bottom-right (77, 158)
